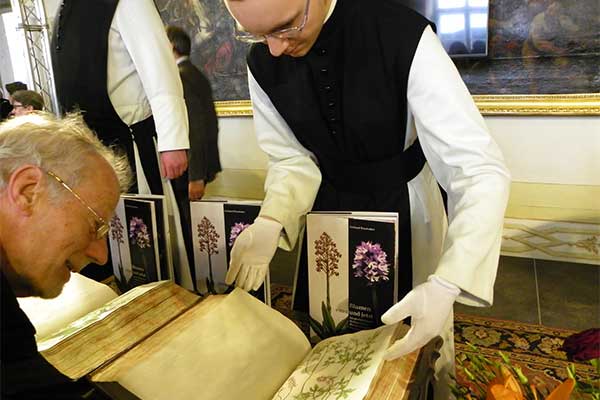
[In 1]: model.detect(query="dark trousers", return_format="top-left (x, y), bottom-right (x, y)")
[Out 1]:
top-left (81, 117), bottom-right (162, 282)
top-left (171, 171), bottom-right (197, 291)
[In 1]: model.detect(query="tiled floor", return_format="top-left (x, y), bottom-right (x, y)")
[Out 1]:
top-left (454, 256), bottom-right (600, 331)
top-left (271, 249), bottom-right (600, 332)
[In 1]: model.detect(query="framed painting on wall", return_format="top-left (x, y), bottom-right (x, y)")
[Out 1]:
top-left (155, 0), bottom-right (253, 116)
top-left (156, 0), bottom-right (599, 116)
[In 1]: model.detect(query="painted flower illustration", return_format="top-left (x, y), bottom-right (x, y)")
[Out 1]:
top-left (129, 217), bottom-right (150, 248)
top-left (110, 215), bottom-right (129, 291)
top-left (197, 216), bottom-right (220, 294)
top-left (229, 222), bottom-right (250, 247)
top-left (310, 232), bottom-right (347, 340)
top-left (352, 241), bottom-right (390, 285)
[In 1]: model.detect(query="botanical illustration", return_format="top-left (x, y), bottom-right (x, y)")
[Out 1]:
top-left (197, 216), bottom-right (220, 294)
top-left (109, 215), bottom-right (130, 292)
top-left (228, 222), bottom-right (250, 247)
top-left (352, 241), bottom-right (390, 326)
top-left (128, 215), bottom-right (157, 286)
top-left (272, 325), bottom-right (395, 400)
top-left (310, 232), bottom-right (348, 340)
top-left (129, 217), bottom-right (151, 249)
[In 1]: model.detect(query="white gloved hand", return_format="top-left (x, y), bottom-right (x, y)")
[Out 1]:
top-left (225, 217), bottom-right (282, 292)
top-left (381, 275), bottom-right (460, 360)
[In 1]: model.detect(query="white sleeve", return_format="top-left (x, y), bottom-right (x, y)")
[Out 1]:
top-left (248, 68), bottom-right (322, 251)
top-left (408, 26), bottom-right (511, 305)
top-left (114, 0), bottom-right (189, 152)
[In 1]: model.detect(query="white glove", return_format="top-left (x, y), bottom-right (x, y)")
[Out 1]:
top-left (225, 217), bottom-right (282, 292)
top-left (381, 275), bottom-right (460, 360)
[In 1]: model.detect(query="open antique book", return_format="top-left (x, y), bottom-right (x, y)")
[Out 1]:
top-left (38, 281), bottom-right (435, 400)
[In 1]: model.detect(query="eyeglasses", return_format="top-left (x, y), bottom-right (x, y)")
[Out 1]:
top-left (46, 170), bottom-right (110, 240)
top-left (235, 0), bottom-right (310, 44)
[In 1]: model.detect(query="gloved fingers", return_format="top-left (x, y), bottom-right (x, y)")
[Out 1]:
top-left (226, 250), bottom-right (243, 286)
top-left (225, 265), bottom-right (238, 286)
top-left (242, 268), bottom-right (257, 292)
top-left (251, 266), bottom-right (268, 291)
top-left (381, 290), bottom-right (419, 325)
top-left (235, 265), bottom-right (250, 289)
top-left (383, 327), bottom-right (430, 360)
top-left (226, 233), bottom-right (251, 285)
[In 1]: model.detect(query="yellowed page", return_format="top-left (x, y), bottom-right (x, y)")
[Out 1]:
top-left (39, 281), bottom-right (199, 379)
top-left (18, 273), bottom-right (117, 341)
top-left (98, 288), bottom-right (311, 400)
top-left (271, 324), bottom-right (398, 400)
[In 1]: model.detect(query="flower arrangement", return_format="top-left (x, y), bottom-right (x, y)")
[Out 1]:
top-left (451, 340), bottom-right (600, 400)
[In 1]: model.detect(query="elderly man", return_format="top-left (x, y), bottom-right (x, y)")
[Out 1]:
top-left (222, 0), bottom-right (511, 398)
top-left (8, 90), bottom-right (45, 117)
top-left (0, 113), bottom-right (131, 398)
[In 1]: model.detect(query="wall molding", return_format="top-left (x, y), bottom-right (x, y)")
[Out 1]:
top-left (502, 218), bottom-right (600, 265)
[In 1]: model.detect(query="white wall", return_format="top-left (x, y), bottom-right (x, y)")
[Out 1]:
top-left (218, 115), bottom-right (600, 186)
top-left (0, 11), bottom-right (30, 88)
top-left (218, 116), bottom-right (268, 170)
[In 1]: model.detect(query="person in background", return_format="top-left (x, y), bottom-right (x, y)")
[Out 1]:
top-left (4, 81), bottom-right (28, 103)
top-left (0, 112), bottom-right (132, 399)
top-left (166, 25), bottom-right (222, 277)
top-left (51, 0), bottom-right (189, 196)
top-left (222, 0), bottom-right (511, 398)
top-left (8, 90), bottom-right (45, 117)
top-left (0, 89), bottom-right (12, 121)
top-left (51, 0), bottom-right (190, 281)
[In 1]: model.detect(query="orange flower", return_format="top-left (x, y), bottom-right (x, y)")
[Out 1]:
top-left (545, 378), bottom-right (575, 400)
top-left (485, 366), bottom-right (524, 400)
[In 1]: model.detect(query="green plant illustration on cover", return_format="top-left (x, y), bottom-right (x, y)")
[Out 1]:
top-left (310, 232), bottom-right (348, 340)
top-left (197, 216), bottom-right (220, 294)
top-left (273, 330), bottom-right (382, 400)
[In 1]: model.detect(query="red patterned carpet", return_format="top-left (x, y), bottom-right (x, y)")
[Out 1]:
top-left (454, 313), bottom-right (597, 396)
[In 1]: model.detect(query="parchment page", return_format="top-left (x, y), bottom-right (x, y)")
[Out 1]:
top-left (271, 324), bottom-right (397, 400)
top-left (19, 273), bottom-right (118, 341)
top-left (109, 288), bottom-right (311, 400)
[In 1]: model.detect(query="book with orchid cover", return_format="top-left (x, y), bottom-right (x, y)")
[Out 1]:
top-left (306, 212), bottom-right (399, 339)
top-left (36, 280), bottom-right (432, 400)
top-left (108, 195), bottom-right (174, 293)
top-left (189, 199), bottom-right (270, 304)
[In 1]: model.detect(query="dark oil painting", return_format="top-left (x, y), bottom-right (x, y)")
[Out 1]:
top-left (155, 0), bottom-right (251, 102)
top-left (156, 0), bottom-right (599, 101)
top-left (456, 0), bottom-right (599, 94)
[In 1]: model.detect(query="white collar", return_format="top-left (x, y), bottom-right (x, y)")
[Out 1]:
top-left (176, 55), bottom-right (189, 65)
top-left (324, 0), bottom-right (337, 24)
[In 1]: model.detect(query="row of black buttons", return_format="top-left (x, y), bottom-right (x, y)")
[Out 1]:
top-left (313, 47), bottom-right (338, 136)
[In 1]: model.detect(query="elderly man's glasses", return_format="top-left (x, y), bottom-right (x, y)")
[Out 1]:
top-left (46, 170), bottom-right (109, 240)
top-left (235, 0), bottom-right (310, 44)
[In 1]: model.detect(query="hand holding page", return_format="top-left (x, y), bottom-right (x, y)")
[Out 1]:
top-left (37, 282), bottom-right (437, 400)
top-left (382, 276), bottom-right (459, 360)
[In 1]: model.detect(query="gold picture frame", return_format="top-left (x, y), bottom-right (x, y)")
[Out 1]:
top-left (215, 94), bottom-right (600, 117)
top-left (473, 94), bottom-right (600, 116)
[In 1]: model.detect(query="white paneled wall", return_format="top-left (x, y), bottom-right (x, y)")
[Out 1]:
top-left (219, 115), bottom-right (600, 187)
